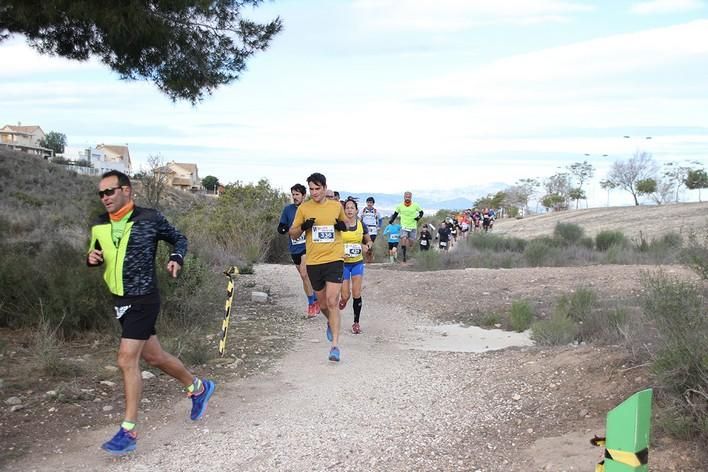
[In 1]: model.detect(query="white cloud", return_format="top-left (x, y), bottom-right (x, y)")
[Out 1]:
top-left (352, 0), bottom-right (593, 32)
top-left (630, 0), bottom-right (705, 15)
top-left (0, 38), bottom-right (102, 77)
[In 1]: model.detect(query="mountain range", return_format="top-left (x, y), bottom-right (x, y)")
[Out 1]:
top-left (337, 182), bottom-right (508, 214)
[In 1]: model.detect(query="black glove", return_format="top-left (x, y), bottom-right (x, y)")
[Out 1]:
top-left (414, 216), bottom-right (420, 221)
top-left (277, 223), bottom-right (288, 234)
top-left (301, 218), bottom-right (316, 231)
top-left (334, 219), bottom-right (347, 231)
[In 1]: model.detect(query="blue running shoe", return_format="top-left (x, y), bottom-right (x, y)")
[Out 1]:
top-left (326, 323), bottom-right (333, 342)
top-left (101, 427), bottom-right (137, 455)
top-left (328, 346), bottom-right (340, 362)
top-left (190, 379), bottom-right (215, 420)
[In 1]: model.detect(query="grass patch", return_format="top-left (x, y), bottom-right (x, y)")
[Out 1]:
top-left (510, 300), bottom-right (534, 332)
top-left (641, 270), bottom-right (708, 440)
top-left (531, 311), bottom-right (578, 346)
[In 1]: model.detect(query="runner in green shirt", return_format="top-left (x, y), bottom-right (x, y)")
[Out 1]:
top-left (388, 191), bottom-right (423, 263)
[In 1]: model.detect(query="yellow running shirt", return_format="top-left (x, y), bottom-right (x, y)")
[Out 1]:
top-left (394, 201), bottom-right (423, 230)
top-left (342, 220), bottom-right (366, 264)
top-left (292, 199), bottom-right (347, 265)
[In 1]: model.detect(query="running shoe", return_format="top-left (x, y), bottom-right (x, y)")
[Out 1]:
top-left (326, 323), bottom-right (333, 342)
top-left (189, 379), bottom-right (215, 420)
top-left (352, 322), bottom-right (361, 334)
top-left (101, 427), bottom-right (137, 455)
top-left (328, 346), bottom-right (340, 362)
top-left (338, 298), bottom-right (347, 310)
top-left (307, 303), bottom-right (317, 318)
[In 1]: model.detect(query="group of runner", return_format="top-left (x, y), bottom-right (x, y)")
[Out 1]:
top-left (86, 167), bottom-right (500, 456)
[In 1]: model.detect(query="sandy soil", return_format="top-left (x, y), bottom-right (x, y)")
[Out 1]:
top-left (5, 258), bottom-right (705, 471)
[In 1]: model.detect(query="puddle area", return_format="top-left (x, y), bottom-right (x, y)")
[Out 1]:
top-left (407, 323), bottom-right (534, 353)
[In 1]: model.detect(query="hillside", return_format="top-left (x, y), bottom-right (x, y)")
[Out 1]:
top-left (493, 202), bottom-right (708, 241)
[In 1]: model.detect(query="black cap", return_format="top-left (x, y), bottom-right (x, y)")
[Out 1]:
top-left (366, 196), bottom-right (375, 203)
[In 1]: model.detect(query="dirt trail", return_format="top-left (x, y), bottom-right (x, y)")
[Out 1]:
top-left (8, 263), bottom-right (701, 471)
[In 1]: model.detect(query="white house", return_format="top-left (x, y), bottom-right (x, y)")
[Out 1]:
top-left (0, 123), bottom-right (54, 158)
top-left (154, 161), bottom-right (202, 191)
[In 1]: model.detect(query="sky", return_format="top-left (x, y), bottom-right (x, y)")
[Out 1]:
top-left (2, 0), bottom-right (708, 207)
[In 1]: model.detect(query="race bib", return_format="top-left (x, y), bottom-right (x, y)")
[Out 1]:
top-left (312, 225), bottom-right (335, 243)
top-left (114, 305), bottom-right (131, 319)
top-left (389, 233), bottom-right (400, 242)
top-left (291, 233), bottom-right (306, 245)
top-left (420, 239), bottom-right (428, 246)
top-left (344, 243), bottom-right (362, 257)
top-left (367, 225), bottom-right (378, 236)
top-left (439, 241), bottom-right (447, 247)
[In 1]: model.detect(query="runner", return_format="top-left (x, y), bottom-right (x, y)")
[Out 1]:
top-left (437, 220), bottom-right (451, 250)
top-left (388, 191), bottom-right (423, 262)
top-left (278, 183), bottom-right (319, 318)
top-left (289, 172), bottom-right (348, 362)
top-left (338, 197), bottom-right (373, 334)
top-left (383, 217), bottom-right (402, 263)
top-left (87, 170), bottom-right (214, 455)
top-left (360, 196), bottom-right (381, 263)
top-left (419, 224), bottom-right (433, 251)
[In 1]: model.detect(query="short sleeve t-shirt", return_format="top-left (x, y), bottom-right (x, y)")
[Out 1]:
top-left (292, 199), bottom-right (347, 265)
top-left (394, 202), bottom-right (423, 230)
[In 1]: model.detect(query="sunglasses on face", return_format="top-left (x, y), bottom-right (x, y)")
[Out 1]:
top-left (98, 186), bottom-right (123, 198)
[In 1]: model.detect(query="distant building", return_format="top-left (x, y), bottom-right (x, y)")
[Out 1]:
top-left (0, 123), bottom-right (54, 158)
top-left (154, 161), bottom-right (202, 191)
top-left (89, 144), bottom-right (132, 175)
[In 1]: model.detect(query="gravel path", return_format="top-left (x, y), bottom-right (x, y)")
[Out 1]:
top-left (12, 263), bottom-right (699, 471)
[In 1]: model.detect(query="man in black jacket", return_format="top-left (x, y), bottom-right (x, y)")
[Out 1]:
top-left (87, 170), bottom-right (214, 455)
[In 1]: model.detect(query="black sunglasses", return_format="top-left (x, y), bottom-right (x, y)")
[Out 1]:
top-left (98, 186), bottom-right (123, 198)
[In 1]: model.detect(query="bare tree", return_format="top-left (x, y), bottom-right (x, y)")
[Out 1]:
top-left (137, 155), bottom-right (170, 209)
top-left (606, 151), bottom-right (658, 206)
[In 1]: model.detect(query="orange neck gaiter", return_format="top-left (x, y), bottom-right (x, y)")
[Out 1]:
top-left (110, 201), bottom-right (135, 222)
top-left (404, 201), bottom-right (412, 207)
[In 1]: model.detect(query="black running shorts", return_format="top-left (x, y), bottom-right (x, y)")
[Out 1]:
top-left (118, 303), bottom-right (160, 340)
top-left (306, 261), bottom-right (344, 291)
top-left (388, 242), bottom-right (399, 250)
top-left (291, 252), bottom-right (305, 266)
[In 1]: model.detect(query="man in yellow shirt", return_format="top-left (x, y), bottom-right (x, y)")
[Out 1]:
top-left (289, 172), bottom-right (348, 362)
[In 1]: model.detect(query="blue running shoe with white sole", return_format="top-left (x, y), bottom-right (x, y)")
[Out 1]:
top-left (190, 379), bottom-right (215, 420)
top-left (101, 427), bottom-right (137, 455)
top-left (326, 323), bottom-right (333, 342)
top-left (329, 346), bottom-right (340, 362)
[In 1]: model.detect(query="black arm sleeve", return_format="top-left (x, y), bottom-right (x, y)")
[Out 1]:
top-left (418, 210), bottom-right (424, 219)
top-left (389, 212), bottom-right (399, 225)
top-left (277, 222), bottom-right (289, 234)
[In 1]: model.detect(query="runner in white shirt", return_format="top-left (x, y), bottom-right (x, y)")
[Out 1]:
top-left (360, 197), bottom-right (381, 264)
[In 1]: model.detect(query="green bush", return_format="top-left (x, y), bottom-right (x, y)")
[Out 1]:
top-left (510, 300), bottom-right (534, 332)
top-left (595, 230), bottom-right (627, 251)
top-left (682, 231), bottom-right (708, 280)
top-left (553, 222), bottom-right (584, 245)
top-left (579, 236), bottom-right (595, 249)
top-left (467, 233), bottom-right (527, 253)
top-left (557, 287), bottom-right (596, 322)
top-left (0, 240), bottom-right (113, 336)
top-left (531, 311), bottom-right (578, 345)
top-left (524, 239), bottom-right (558, 266)
top-left (480, 312), bottom-right (502, 328)
top-left (180, 180), bottom-right (287, 265)
top-left (641, 271), bottom-right (708, 440)
top-left (415, 249), bottom-right (441, 270)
